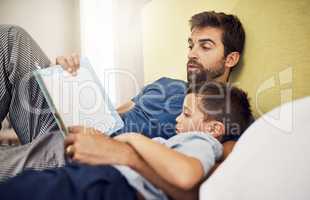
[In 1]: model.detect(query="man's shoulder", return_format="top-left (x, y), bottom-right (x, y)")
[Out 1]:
top-left (143, 77), bottom-right (187, 93)
top-left (152, 77), bottom-right (187, 85)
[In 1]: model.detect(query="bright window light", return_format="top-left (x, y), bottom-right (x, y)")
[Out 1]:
top-left (80, 0), bottom-right (116, 104)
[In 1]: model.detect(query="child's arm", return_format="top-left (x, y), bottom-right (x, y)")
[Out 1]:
top-left (128, 151), bottom-right (200, 200)
top-left (115, 133), bottom-right (205, 190)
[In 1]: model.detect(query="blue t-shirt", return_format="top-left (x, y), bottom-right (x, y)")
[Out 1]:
top-left (113, 77), bottom-right (187, 139)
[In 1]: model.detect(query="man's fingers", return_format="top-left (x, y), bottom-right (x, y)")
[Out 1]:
top-left (71, 152), bottom-right (104, 166)
top-left (55, 54), bottom-right (80, 75)
top-left (66, 56), bottom-right (75, 71)
top-left (56, 56), bottom-right (73, 73)
top-left (68, 125), bottom-right (95, 135)
top-left (64, 134), bottom-right (76, 147)
top-left (68, 125), bottom-right (84, 133)
top-left (65, 144), bottom-right (75, 157)
top-left (56, 56), bottom-right (69, 70)
top-left (72, 53), bottom-right (80, 70)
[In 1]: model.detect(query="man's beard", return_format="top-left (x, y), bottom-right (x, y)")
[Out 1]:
top-left (187, 59), bottom-right (225, 84)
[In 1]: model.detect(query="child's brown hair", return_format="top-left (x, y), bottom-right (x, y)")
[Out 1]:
top-left (188, 82), bottom-right (254, 142)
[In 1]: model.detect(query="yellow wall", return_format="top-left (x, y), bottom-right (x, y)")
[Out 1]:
top-left (142, 0), bottom-right (240, 83)
top-left (142, 0), bottom-right (310, 117)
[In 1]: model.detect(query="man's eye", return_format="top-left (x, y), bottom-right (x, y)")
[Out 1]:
top-left (202, 46), bottom-right (211, 50)
top-left (188, 45), bottom-right (193, 50)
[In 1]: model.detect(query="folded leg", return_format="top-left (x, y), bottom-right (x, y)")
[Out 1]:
top-left (0, 25), bottom-right (64, 181)
top-left (0, 25), bottom-right (58, 143)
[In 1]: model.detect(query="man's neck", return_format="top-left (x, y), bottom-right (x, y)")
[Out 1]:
top-left (215, 69), bottom-right (230, 83)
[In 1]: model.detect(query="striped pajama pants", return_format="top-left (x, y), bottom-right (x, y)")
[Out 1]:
top-left (0, 25), bottom-right (66, 182)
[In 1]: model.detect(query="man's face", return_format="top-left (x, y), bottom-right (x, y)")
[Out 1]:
top-left (187, 26), bottom-right (226, 83)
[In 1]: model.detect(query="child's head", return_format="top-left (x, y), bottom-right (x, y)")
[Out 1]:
top-left (176, 82), bottom-right (254, 142)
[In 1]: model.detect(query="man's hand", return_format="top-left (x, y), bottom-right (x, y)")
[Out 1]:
top-left (55, 53), bottom-right (80, 75)
top-left (64, 126), bottom-right (136, 166)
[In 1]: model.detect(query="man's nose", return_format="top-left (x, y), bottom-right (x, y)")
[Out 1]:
top-left (187, 47), bottom-right (198, 60)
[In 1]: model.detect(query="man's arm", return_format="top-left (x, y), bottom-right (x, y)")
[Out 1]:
top-left (65, 127), bottom-right (204, 190)
top-left (64, 126), bottom-right (199, 200)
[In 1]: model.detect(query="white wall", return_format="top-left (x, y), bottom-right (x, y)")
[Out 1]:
top-left (0, 0), bottom-right (80, 61)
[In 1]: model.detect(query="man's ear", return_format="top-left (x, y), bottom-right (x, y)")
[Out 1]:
top-left (224, 52), bottom-right (240, 69)
top-left (205, 121), bottom-right (225, 138)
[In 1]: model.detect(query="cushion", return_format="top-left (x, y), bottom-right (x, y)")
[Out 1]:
top-left (200, 97), bottom-right (310, 200)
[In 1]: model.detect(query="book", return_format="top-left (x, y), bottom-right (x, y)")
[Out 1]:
top-left (33, 58), bottom-right (124, 137)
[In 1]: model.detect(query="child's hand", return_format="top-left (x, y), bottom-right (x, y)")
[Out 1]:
top-left (114, 133), bottom-right (143, 143)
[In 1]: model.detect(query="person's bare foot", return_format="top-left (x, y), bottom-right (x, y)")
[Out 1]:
top-left (0, 129), bottom-right (20, 146)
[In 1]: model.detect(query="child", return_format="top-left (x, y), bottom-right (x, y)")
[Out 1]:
top-left (111, 82), bottom-right (254, 199)
top-left (0, 82), bottom-right (254, 200)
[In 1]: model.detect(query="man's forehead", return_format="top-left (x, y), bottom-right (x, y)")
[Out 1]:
top-left (189, 26), bottom-right (223, 43)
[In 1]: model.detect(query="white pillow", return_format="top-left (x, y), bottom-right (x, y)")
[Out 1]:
top-left (200, 97), bottom-right (310, 200)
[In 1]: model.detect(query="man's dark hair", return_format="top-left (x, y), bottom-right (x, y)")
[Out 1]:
top-left (189, 11), bottom-right (245, 57)
top-left (188, 82), bottom-right (254, 142)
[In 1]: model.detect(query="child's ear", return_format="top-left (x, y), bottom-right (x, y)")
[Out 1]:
top-left (205, 121), bottom-right (225, 138)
